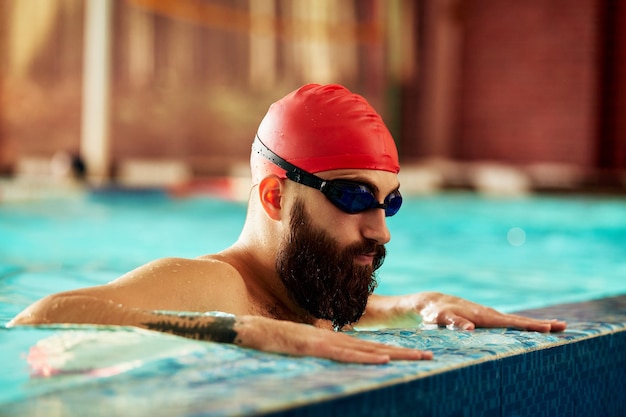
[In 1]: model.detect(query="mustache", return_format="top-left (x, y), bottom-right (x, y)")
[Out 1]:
top-left (345, 240), bottom-right (386, 271)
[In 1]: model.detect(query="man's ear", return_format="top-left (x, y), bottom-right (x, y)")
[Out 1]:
top-left (258, 176), bottom-right (283, 220)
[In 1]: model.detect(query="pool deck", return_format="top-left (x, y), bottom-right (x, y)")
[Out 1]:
top-left (2, 294), bottom-right (625, 417)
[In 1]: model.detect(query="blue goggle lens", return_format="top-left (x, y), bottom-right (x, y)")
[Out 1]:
top-left (323, 181), bottom-right (403, 217)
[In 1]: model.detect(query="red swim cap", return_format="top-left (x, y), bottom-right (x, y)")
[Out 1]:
top-left (251, 84), bottom-right (399, 184)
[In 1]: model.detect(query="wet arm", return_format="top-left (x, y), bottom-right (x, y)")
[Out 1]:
top-left (8, 293), bottom-right (433, 364)
top-left (7, 294), bottom-right (240, 344)
top-left (356, 294), bottom-right (423, 329)
top-left (360, 293), bottom-right (567, 332)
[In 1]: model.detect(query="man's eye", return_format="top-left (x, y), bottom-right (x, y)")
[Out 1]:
top-left (335, 181), bottom-right (372, 192)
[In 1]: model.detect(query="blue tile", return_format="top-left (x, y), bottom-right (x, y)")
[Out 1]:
top-left (2, 295), bottom-right (626, 416)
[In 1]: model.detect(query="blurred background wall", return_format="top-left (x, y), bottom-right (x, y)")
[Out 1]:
top-left (1, 0), bottom-right (625, 190)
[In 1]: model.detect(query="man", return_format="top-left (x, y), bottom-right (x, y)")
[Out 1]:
top-left (8, 84), bottom-right (566, 364)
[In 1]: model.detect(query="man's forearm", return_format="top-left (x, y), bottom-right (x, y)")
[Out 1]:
top-left (142, 314), bottom-right (239, 343)
top-left (356, 294), bottom-right (424, 329)
top-left (8, 293), bottom-right (244, 345)
top-left (8, 294), bottom-right (435, 363)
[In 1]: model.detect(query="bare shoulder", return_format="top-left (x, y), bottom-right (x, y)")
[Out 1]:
top-left (116, 256), bottom-right (243, 283)
top-left (107, 256), bottom-right (249, 309)
top-left (117, 257), bottom-right (245, 300)
top-left (10, 256), bottom-right (251, 326)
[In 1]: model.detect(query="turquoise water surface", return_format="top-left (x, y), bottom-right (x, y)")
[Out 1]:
top-left (1, 190), bottom-right (625, 324)
top-left (1, 190), bottom-right (626, 415)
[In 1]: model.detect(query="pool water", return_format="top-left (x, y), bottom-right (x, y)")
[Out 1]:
top-left (382, 193), bottom-right (626, 309)
top-left (1, 191), bottom-right (626, 325)
top-left (1, 190), bottom-right (626, 416)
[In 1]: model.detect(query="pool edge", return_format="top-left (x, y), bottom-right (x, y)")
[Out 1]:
top-left (261, 294), bottom-right (626, 417)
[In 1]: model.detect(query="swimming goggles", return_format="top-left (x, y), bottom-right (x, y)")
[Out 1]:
top-left (253, 135), bottom-right (403, 217)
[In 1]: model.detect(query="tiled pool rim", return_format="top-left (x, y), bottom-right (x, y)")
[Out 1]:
top-left (2, 294), bottom-right (625, 417)
top-left (266, 295), bottom-right (626, 417)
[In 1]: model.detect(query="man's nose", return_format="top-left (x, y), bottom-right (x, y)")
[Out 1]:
top-left (360, 208), bottom-right (391, 245)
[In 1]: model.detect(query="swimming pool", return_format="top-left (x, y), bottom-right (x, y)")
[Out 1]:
top-left (1, 190), bottom-right (626, 416)
top-left (1, 190), bottom-right (625, 323)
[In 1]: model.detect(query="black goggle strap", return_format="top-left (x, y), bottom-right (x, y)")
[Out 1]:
top-left (253, 135), bottom-right (400, 215)
top-left (252, 135), bottom-right (328, 191)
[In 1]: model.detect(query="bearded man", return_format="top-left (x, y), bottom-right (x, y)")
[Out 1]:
top-left (9, 84), bottom-right (566, 363)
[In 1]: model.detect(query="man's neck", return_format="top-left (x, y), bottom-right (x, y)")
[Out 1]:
top-left (214, 243), bottom-right (328, 328)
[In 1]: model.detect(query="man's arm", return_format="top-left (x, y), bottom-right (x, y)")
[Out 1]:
top-left (358, 293), bottom-right (567, 332)
top-left (7, 293), bottom-right (433, 364)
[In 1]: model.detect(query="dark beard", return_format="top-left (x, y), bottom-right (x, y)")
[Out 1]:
top-left (276, 201), bottom-right (385, 330)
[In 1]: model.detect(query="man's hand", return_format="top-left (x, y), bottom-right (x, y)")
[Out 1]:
top-left (235, 315), bottom-right (433, 364)
top-left (416, 292), bottom-right (567, 332)
top-left (360, 293), bottom-right (567, 332)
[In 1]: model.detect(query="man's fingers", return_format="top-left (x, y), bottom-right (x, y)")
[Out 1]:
top-left (441, 311), bottom-right (566, 333)
top-left (495, 314), bottom-right (567, 332)
top-left (332, 348), bottom-right (431, 364)
top-left (546, 319), bottom-right (567, 332)
top-left (482, 314), bottom-right (567, 333)
top-left (330, 348), bottom-right (390, 364)
top-left (376, 345), bottom-right (433, 361)
top-left (439, 312), bottom-right (475, 331)
top-left (520, 318), bottom-right (567, 333)
top-left (445, 315), bottom-right (475, 331)
top-left (328, 336), bottom-right (433, 363)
